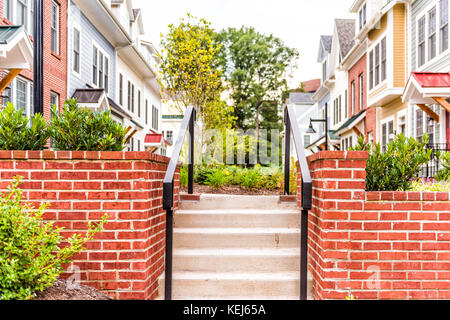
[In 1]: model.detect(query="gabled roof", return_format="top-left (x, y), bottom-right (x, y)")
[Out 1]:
top-left (0, 25), bottom-right (33, 69)
top-left (302, 79), bottom-right (321, 93)
top-left (403, 72), bottom-right (450, 105)
top-left (321, 35), bottom-right (333, 53)
top-left (145, 129), bottom-right (172, 146)
top-left (72, 88), bottom-right (105, 104)
top-left (335, 19), bottom-right (355, 58)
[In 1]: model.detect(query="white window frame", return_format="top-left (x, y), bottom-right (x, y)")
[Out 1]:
top-left (6, 0), bottom-right (34, 34)
top-left (10, 76), bottom-right (33, 118)
top-left (380, 116), bottom-right (395, 151)
top-left (91, 42), bottom-right (110, 92)
top-left (351, 80), bottom-right (355, 115)
top-left (51, 0), bottom-right (60, 55)
top-left (440, 0), bottom-right (449, 53)
top-left (397, 109), bottom-right (407, 136)
top-left (359, 3), bottom-right (367, 30)
top-left (368, 34), bottom-right (387, 93)
top-left (416, 0), bottom-right (450, 70)
top-left (359, 73), bottom-right (364, 112)
top-left (72, 25), bottom-right (81, 78)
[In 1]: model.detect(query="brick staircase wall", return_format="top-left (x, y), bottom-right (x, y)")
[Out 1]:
top-left (298, 151), bottom-right (450, 299)
top-left (0, 150), bottom-right (180, 300)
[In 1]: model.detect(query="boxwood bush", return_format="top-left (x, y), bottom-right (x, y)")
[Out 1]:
top-left (352, 134), bottom-right (432, 191)
top-left (50, 99), bottom-right (128, 151)
top-left (0, 177), bottom-right (107, 300)
top-left (0, 103), bottom-right (50, 150)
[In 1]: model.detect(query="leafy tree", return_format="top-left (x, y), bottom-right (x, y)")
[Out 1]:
top-left (215, 27), bottom-right (299, 135)
top-left (159, 14), bottom-right (235, 132)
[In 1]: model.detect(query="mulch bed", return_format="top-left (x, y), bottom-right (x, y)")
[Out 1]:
top-left (182, 184), bottom-right (283, 196)
top-left (32, 279), bottom-right (112, 300)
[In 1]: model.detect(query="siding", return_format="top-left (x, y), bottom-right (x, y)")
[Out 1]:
top-left (393, 3), bottom-right (407, 87)
top-left (411, 0), bottom-right (434, 70)
top-left (68, 0), bottom-right (116, 100)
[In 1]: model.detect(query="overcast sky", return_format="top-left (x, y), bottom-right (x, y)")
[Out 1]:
top-left (137, 0), bottom-right (354, 88)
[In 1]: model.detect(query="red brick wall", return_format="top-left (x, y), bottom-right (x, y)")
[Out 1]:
top-left (299, 151), bottom-right (450, 300)
top-left (0, 151), bottom-right (180, 300)
top-left (0, 0), bottom-right (68, 119)
top-left (347, 53), bottom-right (377, 142)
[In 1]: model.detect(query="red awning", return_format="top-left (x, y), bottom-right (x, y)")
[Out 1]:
top-left (412, 72), bottom-right (450, 88)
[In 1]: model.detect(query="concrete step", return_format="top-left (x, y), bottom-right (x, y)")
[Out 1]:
top-left (174, 209), bottom-right (300, 229)
top-left (170, 272), bottom-right (301, 298)
top-left (174, 228), bottom-right (300, 249)
top-left (180, 194), bottom-right (298, 210)
top-left (173, 248), bottom-right (300, 272)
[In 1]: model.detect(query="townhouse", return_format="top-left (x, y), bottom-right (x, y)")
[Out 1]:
top-left (1, 0), bottom-right (67, 120)
top-left (0, 0), bottom-right (165, 154)
top-left (306, 0), bottom-right (449, 165)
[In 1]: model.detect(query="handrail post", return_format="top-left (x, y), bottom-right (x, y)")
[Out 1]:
top-left (284, 108), bottom-right (291, 195)
top-left (164, 209), bottom-right (173, 300)
top-left (188, 109), bottom-right (195, 194)
top-left (300, 207), bottom-right (308, 300)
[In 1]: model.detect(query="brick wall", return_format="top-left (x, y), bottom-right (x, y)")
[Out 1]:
top-left (299, 151), bottom-right (450, 300)
top-left (0, 150), bottom-right (180, 300)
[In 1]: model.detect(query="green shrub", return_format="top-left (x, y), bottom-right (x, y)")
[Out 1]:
top-left (0, 177), bottom-right (107, 300)
top-left (289, 157), bottom-right (298, 194)
top-left (435, 151), bottom-right (450, 182)
top-left (180, 165), bottom-right (189, 187)
top-left (195, 166), bottom-right (217, 185)
top-left (205, 170), bottom-right (229, 190)
top-left (49, 98), bottom-right (127, 151)
top-left (240, 168), bottom-right (262, 190)
top-left (0, 103), bottom-right (50, 150)
top-left (352, 134), bottom-right (432, 191)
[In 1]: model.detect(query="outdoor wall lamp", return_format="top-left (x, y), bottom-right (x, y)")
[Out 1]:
top-left (306, 115), bottom-right (329, 150)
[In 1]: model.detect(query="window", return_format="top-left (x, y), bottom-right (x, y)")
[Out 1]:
top-left (374, 44), bottom-right (380, 86)
top-left (17, 0), bottom-right (28, 31)
top-left (92, 47), bottom-right (98, 85)
top-left (92, 45), bottom-right (109, 91)
top-left (322, 61), bottom-right (327, 81)
top-left (152, 105), bottom-right (158, 131)
top-left (119, 74), bottom-right (123, 106)
top-left (50, 92), bottom-right (59, 109)
top-left (51, 1), bottom-right (59, 54)
top-left (16, 78), bottom-right (26, 113)
top-left (304, 135), bottom-right (310, 147)
top-left (138, 90), bottom-right (141, 117)
top-left (338, 95), bottom-right (342, 123)
top-left (416, 109), bottom-right (424, 141)
top-left (429, 6), bottom-right (437, 60)
top-left (359, 74), bottom-right (364, 111)
top-left (351, 81), bottom-right (355, 115)
top-left (381, 119), bottom-right (394, 152)
top-left (345, 89), bottom-right (348, 119)
top-left (4, 0), bottom-right (12, 21)
top-left (145, 99), bottom-right (149, 125)
top-left (381, 37), bottom-right (386, 82)
top-left (440, 0), bottom-right (449, 53)
top-left (359, 3), bottom-right (367, 30)
top-left (369, 50), bottom-right (374, 89)
top-left (73, 28), bottom-right (80, 74)
top-left (131, 84), bottom-right (135, 113)
top-left (127, 81), bottom-right (131, 111)
top-left (418, 16), bottom-right (426, 67)
top-left (167, 131), bottom-right (173, 144)
top-left (398, 115), bottom-right (406, 135)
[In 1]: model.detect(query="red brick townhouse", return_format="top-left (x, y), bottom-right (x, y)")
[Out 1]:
top-left (0, 0), bottom-right (67, 121)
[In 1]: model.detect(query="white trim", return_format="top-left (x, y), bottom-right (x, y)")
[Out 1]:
top-left (367, 31), bottom-right (388, 94)
top-left (71, 23), bottom-right (82, 79)
top-left (91, 40), bottom-right (111, 92)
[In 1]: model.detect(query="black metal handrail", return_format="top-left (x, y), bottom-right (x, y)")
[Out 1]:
top-left (162, 105), bottom-right (196, 300)
top-left (284, 104), bottom-right (313, 300)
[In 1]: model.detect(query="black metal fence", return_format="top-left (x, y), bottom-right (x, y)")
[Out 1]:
top-left (421, 143), bottom-right (450, 178)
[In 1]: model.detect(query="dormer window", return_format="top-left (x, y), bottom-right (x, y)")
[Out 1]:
top-left (359, 3), bottom-right (367, 30)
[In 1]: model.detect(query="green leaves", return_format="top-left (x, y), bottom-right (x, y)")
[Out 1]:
top-left (0, 103), bottom-right (50, 150)
top-left (49, 98), bottom-right (127, 151)
top-left (352, 134), bottom-right (432, 191)
top-left (435, 150), bottom-right (450, 182)
top-left (0, 177), bottom-right (108, 300)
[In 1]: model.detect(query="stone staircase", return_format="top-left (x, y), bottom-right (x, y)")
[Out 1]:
top-left (158, 194), bottom-right (312, 300)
